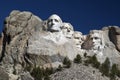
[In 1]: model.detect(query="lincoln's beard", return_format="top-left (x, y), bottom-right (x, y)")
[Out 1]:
top-left (93, 44), bottom-right (100, 50)
top-left (92, 42), bottom-right (104, 51)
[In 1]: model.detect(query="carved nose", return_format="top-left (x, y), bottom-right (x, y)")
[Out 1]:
top-left (51, 23), bottom-right (55, 26)
top-left (92, 39), bottom-right (96, 42)
top-left (92, 39), bottom-right (95, 43)
top-left (92, 42), bottom-right (95, 44)
top-left (68, 29), bottom-right (70, 32)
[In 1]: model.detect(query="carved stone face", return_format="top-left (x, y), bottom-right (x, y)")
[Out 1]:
top-left (61, 23), bottom-right (74, 38)
top-left (47, 14), bottom-right (62, 32)
top-left (90, 31), bottom-right (102, 50)
top-left (73, 32), bottom-right (82, 39)
top-left (73, 31), bottom-right (83, 48)
top-left (62, 23), bottom-right (73, 32)
top-left (90, 33), bottom-right (101, 46)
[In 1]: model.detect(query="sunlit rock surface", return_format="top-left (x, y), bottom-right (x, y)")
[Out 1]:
top-left (0, 10), bottom-right (120, 80)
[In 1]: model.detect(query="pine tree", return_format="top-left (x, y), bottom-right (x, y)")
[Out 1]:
top-left (91, 54), bottom-right (100, 68)
top-left (63, 57), bottom-right (71, 68)
top-left (116, 70), bottom-right (120, 78)
top-left (44, 74), bottom-right (50, 80)
top-left (31, 67), bottom-right (43, 80)
top-left (84, 53), bottom-right (87, 58)
top-left (74, 54), bottom-right (82, 64)
top-left (66, 60), bottom-right (71, 68)
top-left (100, 57), bottom-right (110, 77)
top-left (45, 67), bottom-right (54, 75)
top-left (63, 57), bottom-right (68, 65)
top-left (84, 54), bottom-right (100, 68)
top-left (57, 65), bottom-right (62, 71)
top-left (110, 64), bottom-right (117, 80)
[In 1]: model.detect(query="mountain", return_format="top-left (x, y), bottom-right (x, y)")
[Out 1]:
top-left (0, 10), bottom-right (120, 80)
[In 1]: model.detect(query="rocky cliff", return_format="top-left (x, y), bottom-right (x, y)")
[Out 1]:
top-left (0, 10), bottom-right (120, 80)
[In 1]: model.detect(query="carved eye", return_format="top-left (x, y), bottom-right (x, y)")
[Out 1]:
top-left (94, 37), bottom-right (99, 39)
top-left (47, 20), bottom-right (50, 23)
top-left (48, 19), bottom-right (52, 23)
top-left (55, 19), bottom-right (59, 22)
top-left (91, 37), bottom-right (99, 40)
top-left (91, 38), bottom-right (93, 40)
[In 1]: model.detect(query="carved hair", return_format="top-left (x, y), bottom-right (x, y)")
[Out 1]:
top-left (47, 14), bottom-right (62, 23)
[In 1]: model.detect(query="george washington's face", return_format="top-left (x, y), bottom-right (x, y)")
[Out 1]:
top-left (47, 14), bottom-right (62, 32)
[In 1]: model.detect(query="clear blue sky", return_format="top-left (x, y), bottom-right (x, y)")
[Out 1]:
top-left (0, 0), bottom-right (120, 34)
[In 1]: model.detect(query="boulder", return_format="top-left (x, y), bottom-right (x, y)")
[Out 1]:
top-left (0, 66), bottom-right (9, 80)
top-left (108, 26), bottom-right (120, 52)
top-left (20, 72), bottom-right (34, 80)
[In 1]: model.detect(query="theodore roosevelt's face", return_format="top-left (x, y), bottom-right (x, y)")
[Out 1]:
top-left (47, 14), bottom-right (62, 32)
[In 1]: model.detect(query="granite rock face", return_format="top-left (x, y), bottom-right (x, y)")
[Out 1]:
top-left (0, 10), bottom-right (120, 80)
top-left (0, 66), bottom-right (9, 80)
top-left (82, 28), bottom-right (120, 64)
top-left (107, 26), bottom-right (120, 52)
top-left (26, 31), bottom-right (78, 68)
top-left (0, 33), bottom-right (3, 58)
top-left (1, 10), bottom-right (43, 80)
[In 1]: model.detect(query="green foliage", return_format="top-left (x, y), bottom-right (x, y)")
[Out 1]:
top-left (45, 67), bottom-right (54, 75)
top-left (109, 63), bottom-right (120, 80)
top-left (24, 65), bottom-right (32, 72)
top-left (31, 67), bottom-right (53, 80)
top-left (74, 54), bottom-right (82, 64)
top-left (83, 55), bottom-right (120, 79)
top-left (100, 57), bottom-right (110, 77)
top-left (44, 74), bottom-right (50, 80)
top-left (31, 67), bottom-right (43, 80)
top-left (91, 55), bottom-right (100, 68)
top-left (66, 60), bottom-right (71, 68)
top-left (84, 60), bottom-right (89, 66)
top-left (110, 64), bottom-right (117, 80)
top-left (63, 57), bottom-right (68, 65)
top-left (84, 53), bottom-right (87, 58)
top-left (84, 54), bottom-right (100, 68)
top-left (57, 65), bottom-right (62, 71)
top-left (116, 69), bottom-right (120, 78)
top-left (63, 57), bottom-right (71, 68)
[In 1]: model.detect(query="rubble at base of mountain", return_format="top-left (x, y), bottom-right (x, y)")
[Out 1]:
top-left (50, 64), bottom-right (110, 80)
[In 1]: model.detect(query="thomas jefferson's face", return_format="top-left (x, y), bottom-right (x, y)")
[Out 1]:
top-left (61, 23), bottom-right (74, 38)
top-left (47, 14), bottom-right (62, 32)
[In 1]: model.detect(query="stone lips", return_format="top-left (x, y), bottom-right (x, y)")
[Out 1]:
top-left (0, 10), bottom-right (120, 80)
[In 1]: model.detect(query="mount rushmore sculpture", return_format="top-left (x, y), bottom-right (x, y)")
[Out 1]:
top-left (0, 10), bottom-right (120, 80)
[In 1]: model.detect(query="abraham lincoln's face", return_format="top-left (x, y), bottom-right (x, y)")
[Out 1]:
top-left (90, 32), bottom-right (102, 50)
